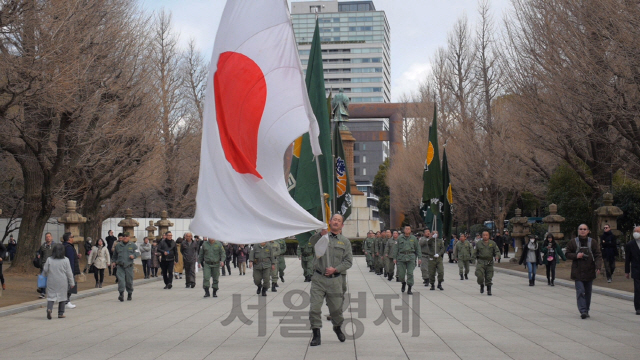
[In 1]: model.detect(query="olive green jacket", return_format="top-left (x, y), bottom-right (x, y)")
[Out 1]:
top-left (385, 238), bottom-right (398, 259)
top-left (454, 240), bottom-right (474, 261)
top-left (297, 242), bottom-right (315, 261)
top-left (198, 241), bottom-right (225, 265)
top-left (424, 238), bottom-right (445, 258)
top-left (310, 232), bottom-right (353, 274)
top-left (393, 234), bottom-right (421, 261)
top-left (475, 240), bottom-right (500, 262)
top-left (250, 244), bottom-right (276, 270)
top-left (112, 241), bottom-right (138, 267)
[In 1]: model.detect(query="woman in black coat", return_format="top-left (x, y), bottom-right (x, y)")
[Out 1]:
top-left (519, 235), bottom-right (542, 286)
top-left (600, 225), bottom-right (617, 282)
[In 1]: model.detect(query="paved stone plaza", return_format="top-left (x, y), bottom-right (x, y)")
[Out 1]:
top-left (0, 257), bottom-right (638, 360)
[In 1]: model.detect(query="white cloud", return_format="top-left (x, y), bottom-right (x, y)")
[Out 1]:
top-left (391, 62), bottom-right (432, 101)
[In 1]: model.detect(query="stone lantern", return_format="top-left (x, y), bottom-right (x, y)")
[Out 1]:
top-left (58, 200), bottom-right (87, 248)
top-left (508, 208), bottom-right (530, 263)
top-left (145, 220), bottom-right (157, 241)
top-left (154, 210), bottom-right (174, 238)
top-left (118, 208), bottom-right (139, 243)
top-left (542, 204), bottom-right (565, 241)
top-left (594, 193), bottom-right (623, 237)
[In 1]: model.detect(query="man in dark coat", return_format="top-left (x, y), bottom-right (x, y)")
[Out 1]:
top-left (157, 231), bottom-right (176, 289)
top-left (62, 232), bottom-right (81, 308)
top-left (105, 230), bottom-right (117, 276)
top-left (625, 226), bottom-right (640, 315)
top-left (181, 232), bottom-right (200, 288)
top-left (600, 225), bottom-right (617, 282)
top-left (565, 224), bottom-right (602, 319)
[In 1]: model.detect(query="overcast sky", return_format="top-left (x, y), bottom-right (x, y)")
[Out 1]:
top-left (140, 0), bottom-right (513, 101)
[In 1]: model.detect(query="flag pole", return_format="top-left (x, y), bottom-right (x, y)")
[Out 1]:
top-left (315, 158), bottom-right (327, 226)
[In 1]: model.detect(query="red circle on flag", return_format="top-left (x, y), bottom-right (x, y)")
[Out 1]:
top-left (214, 51), bottom-right (267, 179)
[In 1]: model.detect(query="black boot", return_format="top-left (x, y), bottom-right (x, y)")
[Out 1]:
top-left (480, 284), bottom-right (484, 294)
top-left (430, 284), bottom-right (435, 290)
top-left (407, 285), bottom-right (413, 295)
top-left (271, 283), bottom-right (277, 292)
top-left (437, 282), bottom-right (443, 290)
top-left (204, 288), bottom-right (211, 297)
top-left (280, 275), bottom-right (285, 283)
top-left (424, 280), bottom-right (430, 287)
top-left (388, 274), bottom-right (393, 281)
top-left (532, 279), bottom-right (535, 286)
top-left (212, 288), bottom-right (218, 298)
top-left (547, 278), bottom-right (551, 285)
top-left (396, 277), bottom-right (400, 282)
top-left (529, 279), bottom-right (533, 286)
top-left (118, 292), bottom-right (124, 302)
top-left (95, 282), bottom-right (99, 288)
top-left (262, 288), bottom-right (267, 296)
top-left (257, 285), bottom-right (262, 294)
top-left (464, 274), bottom-right (468, 280)
top-left (333, 326), bottom-right (346, 342)
top-left (401, 282), bottom-right (406, 293)
top-left (551, 279), bottom-right (555, 286)
top-left (369, 266), bottom-right (374, 272)
top-left (310, 328), bottom-right (321, 346)
top-left (460, 274), bottom-right (464, 280)
top-left (127, 293), bottom-right (132, 301)
top-left (487, 286), bottom-right (492, 296)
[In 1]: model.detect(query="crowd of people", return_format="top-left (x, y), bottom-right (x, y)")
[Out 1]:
top-left (4, 219), bottom-right (638, 326)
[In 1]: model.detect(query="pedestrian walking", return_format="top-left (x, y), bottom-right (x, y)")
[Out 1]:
top-left (308, 214), bottom-right (353, 347)
top-left (542, 234), bottom-right (566, 286)
top-left (43, 243), bottom-right (75, 319)
top-left (502, 230), bottom-right (511, 258)
top-left (7, 235), bottom-right (17, 261)
top-left (393, 225), bottom-right (422, 295)
top-left (601, 225), bottom-right (618, 283)
top-left (139, 237), bottom-right (151, 279)
top-left (624, 226), bottom-right (640, 315)
top-left (105, 230), bottom-right (117, 276)
top-left (158, 231), bottom-right (177, 289)
top-left (150, 239), bottom-right (160, 277)
top-left (384, 231), bottom-right (399, 281)
top-left (519, 235), bottom-right (542, 286)
top-left (494, 233), bottom-right (504, 263)
top-left (276, 238), bottom-right (287, 283)
top-left (199, 237), bottom-right (225, 297)
top-left (36, 232), bottom-right (55, 297)
top-left (181, 232), bottom-right (199, 288)
top-left (237, 244), bottom-right (248, 275)
top-left (0, 241), bottom-right (6, 290)
top-left (425, 231), bottom-right (445, 290)
top-left (565, 224), bottom-right (602, 319)
top-left (363, 231), bottom-right (375, 272)
top-left (111, 232), bottom-right (137, 301)
top-left (475, 231), bottom-right (500, 295)
top-left (298, 237), bottom-right (315, 282)
top-left (62, 232), bottom-right (81, 308)
top-left (419, 229), bottom-right (431, 286)
top-left (249, 241), bottom-right (276, 297)
top-left (454, 234), bottom-right (473, 280)
top-left (222, 243), bottom-right (232, 276)
top-left (174, 237), bottom-right (184, 280)
top-left (88, 238), bottom-right (110, 288)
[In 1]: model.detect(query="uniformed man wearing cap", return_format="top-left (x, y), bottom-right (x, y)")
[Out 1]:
top-left (308, 214), bottom-right (353, 347)
top-left (111, 232), bottom-right (138, 302)
top-left (250, 241), bottom-right (276, 296)
top-left (393, 225), bottom-right (421, 294)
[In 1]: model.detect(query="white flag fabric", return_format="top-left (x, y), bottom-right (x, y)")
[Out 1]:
top-left (189, 0), bottom-right (324, 243)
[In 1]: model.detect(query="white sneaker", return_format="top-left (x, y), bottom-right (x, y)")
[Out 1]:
top-left (607, 278), bottom-right (612, 283)
top-left (66, 302), bottom-right (76, 309)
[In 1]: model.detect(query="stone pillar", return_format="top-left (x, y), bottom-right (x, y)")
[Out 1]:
top-left (117, 209), bottom-right (139, 243)
top-left (340, 128), bottom-right (363, 196)
top-left (145, 220), bottom-right (157, 241)
top-left (58, 201), bottom-right (87, 282)
top-left (155, 210), bottom-right (174, 238)
top-left (594, 193), bottom-right (623, 238)
top-left (542, 204), bottom-right (565, 241)
top-left (509, 208), bottom-right (530, 263)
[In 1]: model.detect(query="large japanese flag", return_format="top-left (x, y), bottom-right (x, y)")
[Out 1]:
top-left (189, 0), bottom-right (325, 243)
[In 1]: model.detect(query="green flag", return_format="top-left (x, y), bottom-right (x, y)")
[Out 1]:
top-left (288, 19), bottom-right (332, 246)
top-left (441, 148), bottom-right (453, 241)
top-left (334, 123), bottom-right (352, 220)
top-left (422, 104), bottom-right (443, 219)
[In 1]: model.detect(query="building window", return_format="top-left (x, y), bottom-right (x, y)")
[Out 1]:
top-left (362, 156), bottom-right (366, 163)
top-left (353, 143), bottom-right (359, 151)
top-left (354, 156), bottom-right (359, 163)
top-left (362, 143), bottom-right (367, 150)
top-left (362, 168), bottom-right (367, 175)
top-left (310, 5), bottom-right (321, 13)
top-left (353, 167), bottom-right (358, 176)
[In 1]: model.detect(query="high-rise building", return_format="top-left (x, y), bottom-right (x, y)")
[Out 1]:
top-left (291, 0), bottom-right (390, 189)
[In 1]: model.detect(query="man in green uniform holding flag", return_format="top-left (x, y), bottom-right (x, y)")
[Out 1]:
top-left (111, 232), bottom-right (137, 302)
top-left (198, 237), bottom-right (225, 298)
top-left (393, 225), bottom-right (421, 294)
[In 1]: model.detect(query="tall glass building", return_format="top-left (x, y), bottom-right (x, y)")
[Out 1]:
top-left (291, 0), bottom-right (390, 192)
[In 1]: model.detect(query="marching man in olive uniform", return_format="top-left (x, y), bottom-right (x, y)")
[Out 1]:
top-left (393, 225), bottom-right (421, 294)
top-left (385, 231), bottom-right (399, 281)
top-left (363, 231), bottom-right (375, 272)
top-left (455, 233), bottom-right (473, 280)
top-left (111, 232), bottom-right (138, 302)
top-left (374, 231), bottom-right (385, 275)
top-left (277, 238), bottom-right (287, 283)
top-left (250, 241), bottom-right (276, 296)
top-left (198, 237), bottom-right (225, 298)
top-left (475, 231), bottom-right (501, 295)
top-left (426, 230), bottom-right (445, 290)
top-left (297, 236), bottom-right (315, 282)
top-left (309, 214), bottom-right (353, 347)
top-left (419, 229), bottom-right (431, 286)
